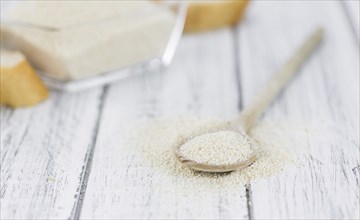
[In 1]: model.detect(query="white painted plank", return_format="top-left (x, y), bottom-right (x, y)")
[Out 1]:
top-left (237, 1), bottom-right (359, 219)
top-left (343, 0), bottom-right (360, 41)
top-left (0, 89), bottom-right (104, 219)
top-left (80, 29), bottom-right (248, 219)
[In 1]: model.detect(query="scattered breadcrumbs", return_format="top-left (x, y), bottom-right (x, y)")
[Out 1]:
top-left (125, 116), bottom-right (310, 195)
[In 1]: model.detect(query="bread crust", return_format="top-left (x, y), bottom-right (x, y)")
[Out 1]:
top-left (1, 54), bottom-right (49, 108)
top-left (184, 0), bottom-right (249, 32)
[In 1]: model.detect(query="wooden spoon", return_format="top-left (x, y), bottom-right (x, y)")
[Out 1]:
top-left (174, 28), bottom-right (324, 173)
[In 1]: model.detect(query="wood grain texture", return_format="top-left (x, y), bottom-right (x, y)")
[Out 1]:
top-left (0, 89), bottom-right (104, 219)
top-left (79, 29), bottom-right (248, 219)
top-left (237, 1), bottom-right (359, 219)
top-left (1, 1), bottom-right (359, 219)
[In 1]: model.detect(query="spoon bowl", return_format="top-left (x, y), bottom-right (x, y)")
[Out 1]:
top-left (173, 129), bottom-right (258, 172)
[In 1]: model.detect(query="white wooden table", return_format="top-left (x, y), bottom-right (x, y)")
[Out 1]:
top-left (1, 1), bottom-right (359, 219)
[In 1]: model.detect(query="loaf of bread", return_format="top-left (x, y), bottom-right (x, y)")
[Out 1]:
top-left (0, 50), bottom-right (49, 108)
top-left (184, 0), bottom-right (249, 32)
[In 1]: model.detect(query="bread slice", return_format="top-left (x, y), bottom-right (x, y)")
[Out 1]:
top-left (0, 50), bottom-right (49, 108)
top-left (184, 0), bottom-right (249, 32)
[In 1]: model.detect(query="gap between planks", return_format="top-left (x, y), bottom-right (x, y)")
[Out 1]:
top-left (232, 26), bottom-right (254, 220)
top-left (71, 86), bottom-right (109, 220)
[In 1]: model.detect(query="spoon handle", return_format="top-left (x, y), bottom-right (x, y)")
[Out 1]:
top-left (235, 27), bottom-right (324, 131)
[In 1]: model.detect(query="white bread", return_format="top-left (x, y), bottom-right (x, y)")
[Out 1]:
top-left (1, 1), bottom-right (176, 80)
